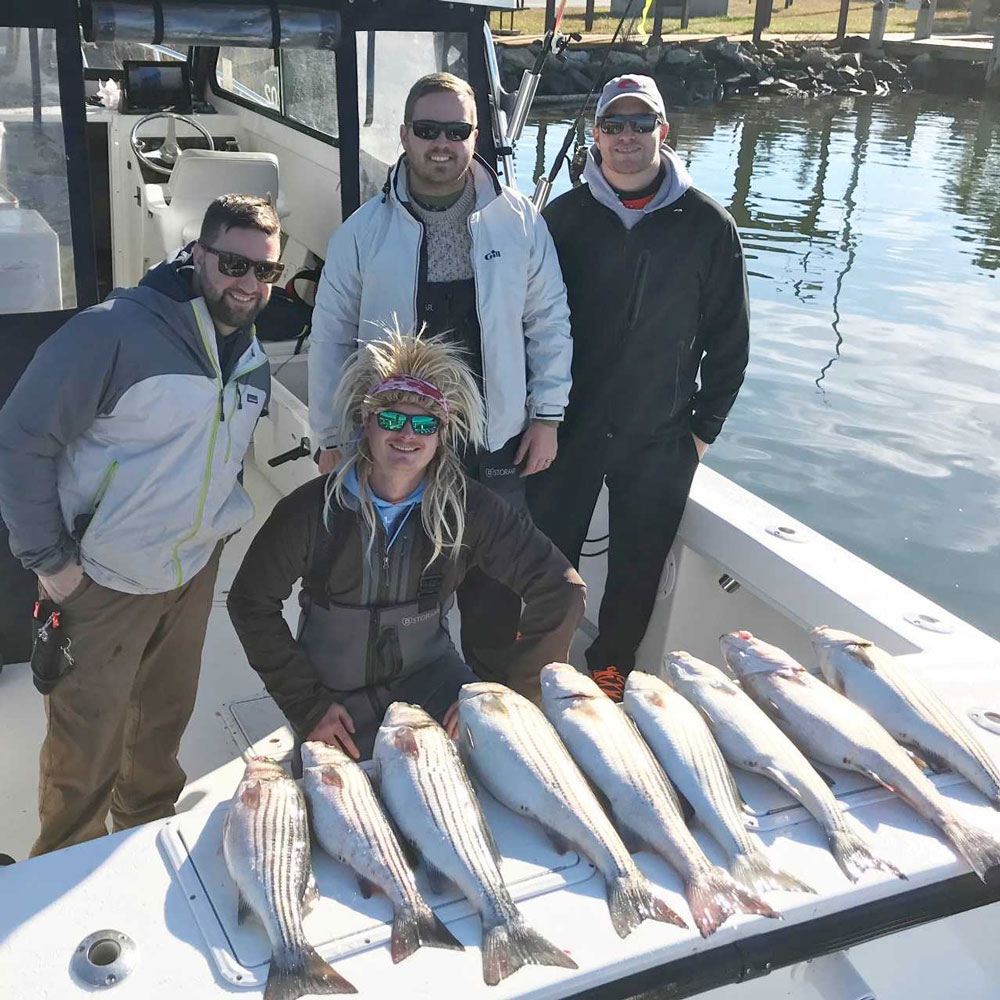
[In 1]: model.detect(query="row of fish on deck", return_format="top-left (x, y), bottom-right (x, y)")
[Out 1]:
top-left (221, 627), bottom-right (1000, 999)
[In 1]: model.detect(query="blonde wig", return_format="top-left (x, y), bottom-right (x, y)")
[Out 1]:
top-left (327, 327), bottom-right (485, 565)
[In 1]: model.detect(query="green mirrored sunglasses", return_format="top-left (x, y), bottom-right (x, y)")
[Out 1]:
top-left (376, 410), bottom-right (441, 435)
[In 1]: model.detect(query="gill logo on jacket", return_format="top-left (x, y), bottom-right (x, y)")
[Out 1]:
top-left (484, 249), bottom-right (501, 261)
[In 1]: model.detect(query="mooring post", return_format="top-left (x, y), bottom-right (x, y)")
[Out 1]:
top-left (585, 0), bottom-right (596, 31)
top-left (836, 0), bottom-right (851, 42)
top-left (652, 0), bottom-right (665, 43)
top-left (869, 0), bottom-right (890, 50)
top-left (987, 25), bottom-right (1000, 88)
top-left (681, 0), bottom-right (691, 30)
top-left (913, 0), bottom-right (937, 40)
top-left (753, 0), bottom-right (773, 44)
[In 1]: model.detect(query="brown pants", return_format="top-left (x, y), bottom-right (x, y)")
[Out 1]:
top-left (31, 547), bottom-right (221, 857)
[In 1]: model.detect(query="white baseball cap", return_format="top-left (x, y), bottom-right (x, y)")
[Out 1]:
top-left (595, 74), bottom-right (667, 120)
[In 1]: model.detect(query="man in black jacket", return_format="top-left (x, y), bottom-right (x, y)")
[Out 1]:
top-left (528, 74), bottom-right (749, 701)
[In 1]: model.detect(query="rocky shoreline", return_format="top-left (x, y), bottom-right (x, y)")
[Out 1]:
top-left (498, 37), bottom-right (912, 106)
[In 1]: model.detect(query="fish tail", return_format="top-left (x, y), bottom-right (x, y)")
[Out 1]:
top-left (731, 849), bottom-right (815, 896)
top-left (390, 901), bottom-right (464, 964)
top-left (481, 915), bottom-right (578, 986)
top-left (685, 867), bottom-right (781, 937)
top-left (828, 827), bottom-right (907, 882)
top-left (607, 873), bottom-right (688, 939)
top-left (940, 814), bottom-right (1000, 882)
top-left (264, 943), bottom-right (356, 1000)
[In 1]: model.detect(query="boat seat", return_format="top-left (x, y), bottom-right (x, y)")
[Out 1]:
top-left (144, 149), bottom-right (288, 256)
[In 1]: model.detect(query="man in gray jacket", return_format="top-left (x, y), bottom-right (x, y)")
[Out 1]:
top-left (309, 72), bottom-right (572, 675)
top-left (0, 194), bottom-right (278, 856)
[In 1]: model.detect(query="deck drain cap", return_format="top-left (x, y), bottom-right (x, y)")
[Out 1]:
top-left (71, 930), bottom-right (137, 988)
top-left (903, 612), bottom-right (953, 634)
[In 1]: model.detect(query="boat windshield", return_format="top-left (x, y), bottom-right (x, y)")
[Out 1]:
top-left (0, 27), bottom-right (78, 313)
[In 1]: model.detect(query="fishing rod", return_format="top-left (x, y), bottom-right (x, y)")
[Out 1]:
top-left (531, 0), bottom-right (641, 211)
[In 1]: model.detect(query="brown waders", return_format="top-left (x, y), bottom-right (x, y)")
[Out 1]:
top-left (31, 545), bottom-right (221, 857)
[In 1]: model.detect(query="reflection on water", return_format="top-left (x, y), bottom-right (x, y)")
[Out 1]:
top-left (520, 94), bottom-right (1000, 639)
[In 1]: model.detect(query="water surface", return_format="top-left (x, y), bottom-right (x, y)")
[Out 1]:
top-left (520, 94), bottom-right (1000, 639)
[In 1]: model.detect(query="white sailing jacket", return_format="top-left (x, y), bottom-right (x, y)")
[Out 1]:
top-left (308, 155), bottom-right (572, 452)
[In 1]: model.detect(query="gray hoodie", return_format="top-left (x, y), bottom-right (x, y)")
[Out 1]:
top-left (581, 143), bottom-right (693, 230)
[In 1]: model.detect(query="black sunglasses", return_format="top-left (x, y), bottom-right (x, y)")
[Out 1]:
top-left (597, 113), bottom-right (663, 135)
top-left (409, 120), bottom-right (475, 142)
top-left (198, 242), bottom-right (285, 283)
top-left (375, 410), bottom-right (441, 435)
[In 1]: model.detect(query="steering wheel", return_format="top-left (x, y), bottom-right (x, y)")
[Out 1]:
top-left (129, 112), bottom-right (215, 176)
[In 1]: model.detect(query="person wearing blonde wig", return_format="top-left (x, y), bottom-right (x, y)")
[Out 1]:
top-left (228, 331), bottom-right (585, 761)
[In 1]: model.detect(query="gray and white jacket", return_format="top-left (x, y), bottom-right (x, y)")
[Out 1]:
top-left (308, 155), bottom-right (572, 453)
top-left (0, 247), bottom-right (270, 594)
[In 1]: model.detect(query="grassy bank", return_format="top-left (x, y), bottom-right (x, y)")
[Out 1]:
top-left (492, 0), bottom-right (970, 39)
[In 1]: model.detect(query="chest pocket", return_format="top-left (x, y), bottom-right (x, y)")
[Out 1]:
top-left (222, 379), bottom-right (266, 466)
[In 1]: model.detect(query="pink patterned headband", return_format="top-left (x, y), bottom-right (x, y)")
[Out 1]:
top-left (368, 374), bottom-right (449, 416)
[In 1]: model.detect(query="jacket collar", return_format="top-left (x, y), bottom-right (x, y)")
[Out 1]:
top-left (382, 152), bottom-right (503, 212)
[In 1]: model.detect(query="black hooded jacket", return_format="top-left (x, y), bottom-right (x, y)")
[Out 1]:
top-left (542, 181), bottom-right (749, 444)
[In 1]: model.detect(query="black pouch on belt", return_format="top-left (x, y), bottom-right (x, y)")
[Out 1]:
top-left (30, 599), bottom-right (76, 695)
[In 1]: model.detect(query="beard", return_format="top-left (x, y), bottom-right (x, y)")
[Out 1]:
top-left (194, 267), bottom-right (267, 331)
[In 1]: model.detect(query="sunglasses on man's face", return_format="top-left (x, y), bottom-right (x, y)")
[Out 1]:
top-left (198, 242), bottom-right (285, 283)
top-left (597, 113), bottom-right (663, 135)
top-left (375, 410), bottom-right (441, 436)
top-left (409, 120), bottom-right (475, 142)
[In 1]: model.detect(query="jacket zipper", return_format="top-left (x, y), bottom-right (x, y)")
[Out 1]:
top-left (91, 459), bottom-right (119, 512)
top-left (170, 305), bottom-right (264, 587)
top-left (467, 211), bottom-right (491, 447)
top-left (77, 459), bottom-right (119, 556)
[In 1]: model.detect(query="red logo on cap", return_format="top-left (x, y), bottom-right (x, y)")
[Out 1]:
top-left (618, 77), bottom-right (640, 89)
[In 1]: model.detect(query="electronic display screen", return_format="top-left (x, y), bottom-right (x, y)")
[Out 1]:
top-left (124, 62), bottom-right (191, 112)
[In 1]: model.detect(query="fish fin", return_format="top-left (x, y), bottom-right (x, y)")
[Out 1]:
top-left (390, 901), bottom-right (464, 963)
top-left (457, 724), bottom-right (474, 768)
top-left (828, 826), bottom-right (907, 882)
top-left (423, 860), bottom-right (453, 897)
top-left (356, 876), bottom-right (377, 900)
top-left (685, 866), bottom-right (780, 937)
top-left (302, 867), bottom-right (320, 910)
top-left (394, 727), bottom-right (420, 758)
top-left (237, 890), bottom-right (253, 926)
top-left (320, 766), bottom-right (343, 788)
top-left (848, 643), bottom-right (879, 669)
top-left (481, 915), bottom-right (577, 986)
top-left (731, 848), bottom-right (815, 896)
top-left (898, 739), bottom-right (951, 775)
top-left (241, 781), bottom-right (261, 808)
top-left (606, 873), bottom-right (687, 938)
top-left (264, 943), bottom-right (356, 999)
top-left (940, 815), bottom-right (1000, 882)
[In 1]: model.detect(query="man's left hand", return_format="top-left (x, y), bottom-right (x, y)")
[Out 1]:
top-left (693, 434), bottom-right (708, 461)
top-left (443, 701), bottom-right (460, 740)
top-left (515, 421), bottom-right (558, 477)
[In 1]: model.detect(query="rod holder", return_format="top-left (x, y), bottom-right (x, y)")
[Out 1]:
top-left (508, 70), bottom-right (541, 144)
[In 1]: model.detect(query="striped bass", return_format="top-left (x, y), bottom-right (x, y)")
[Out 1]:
top-left (221, 757), bottom-right (356, 1000)
top-left (721, 631), bottom-right (1000, 882)
top-left (811, 626), bottom-right (1000, 809)
top-left (664, 651), bottom-right (904, 883)
top-left (373, 702), bottom-right (577, 986)
top-left (623, 670), bottom-right (815, 897)
top-left (461, 679), bottom-right (690, 938)
top-left (301, 741), bottom-right (464, 963)
top-left (531, 669), bottom-right (775, 936)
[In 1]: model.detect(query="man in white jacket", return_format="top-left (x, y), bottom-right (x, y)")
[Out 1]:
top-left (308, 72), bottom-right (572, 676)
